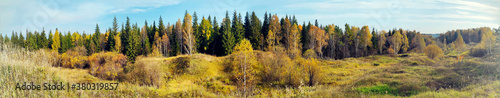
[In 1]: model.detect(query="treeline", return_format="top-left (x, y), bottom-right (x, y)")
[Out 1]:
top-left (1, 11), bottom-right (492, 61)
top-left (437, 27), bottom-right (497, 57)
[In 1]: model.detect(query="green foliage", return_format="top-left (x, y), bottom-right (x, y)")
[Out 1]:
top-left (199, 17), bottom-right (213, 53)
top-left (93, 24), bottom-right (101, 52)
top-left (356, 84), bottom-right (398, 95)
top-left (222, 11), bottom-right (236, 55)
top-left (232, 11), bottom-right (245, 43)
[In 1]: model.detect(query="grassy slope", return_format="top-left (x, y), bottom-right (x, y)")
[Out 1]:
top-left (1, 44), bottom-right (499, 97)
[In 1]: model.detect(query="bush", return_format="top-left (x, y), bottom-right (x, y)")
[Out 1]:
top-left (470, 46), bottom-right (487, 57)
top-left (53, 46), bottom-right (89, 69)
top-left (303, 49), bottom-right (317, 59)
top-left (299, 58), bottom-right (324, 86)
top-left (225, 51), bottom-right (258, 95)
top-left (124, 59), bottom-right (164, 87)
top-left (88, 52), bottom-right (128, 80)
top-left (424, 45), bottom-right (443, 59)
top-left (173, 56), bottom-right (191, 74)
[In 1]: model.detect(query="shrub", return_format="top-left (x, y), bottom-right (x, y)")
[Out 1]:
top-left (124, 59), bottom-right (163, 87)
top-left (173, 56), bottom-right (191, 74)
top-left (226, 51), bottom-right (258, 95)
top-left (53, 46), bottom-right (89, 69)
top-left (300, 58), bottom-right (324, 86)
top-left (424, 45), bottom-right (443, 59)
top-left (88, 52), bottom-right (128, 80)
top-left (470, 46), bottom-right (487, 57)
top-left (303, 49), bottom-right (317, 59)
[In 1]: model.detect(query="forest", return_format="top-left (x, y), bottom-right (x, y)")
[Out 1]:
top-left (0, 11), bottom-right (499, 97)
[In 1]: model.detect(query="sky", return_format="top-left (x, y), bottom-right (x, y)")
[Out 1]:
top-left (0, 0), bottom-right (499, 36)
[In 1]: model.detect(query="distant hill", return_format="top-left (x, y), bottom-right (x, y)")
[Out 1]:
top-left (422, 34), bottom-right (440, 38)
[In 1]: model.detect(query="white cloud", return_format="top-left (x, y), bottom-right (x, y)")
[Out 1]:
top-left (0, 0), bottom-right (181, 34)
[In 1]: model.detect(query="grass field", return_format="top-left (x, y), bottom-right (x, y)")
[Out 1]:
top-left (1, 43), bottom-right (499, 97)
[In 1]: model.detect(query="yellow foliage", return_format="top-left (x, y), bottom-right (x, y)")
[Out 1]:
top-left (424, 44), bottom-right (444, 59)
top-left (233, 38), bottom-right (253, 53)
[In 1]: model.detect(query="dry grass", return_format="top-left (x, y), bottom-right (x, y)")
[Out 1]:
top-left (2, 42), bottom-right (500, 97)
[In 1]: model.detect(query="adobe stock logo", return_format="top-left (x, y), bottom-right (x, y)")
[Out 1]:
top-left (22, 0), bottom-right (60, 31)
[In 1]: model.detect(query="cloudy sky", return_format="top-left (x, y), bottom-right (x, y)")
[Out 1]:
top-left (0, 0), bottom-right (499, 36)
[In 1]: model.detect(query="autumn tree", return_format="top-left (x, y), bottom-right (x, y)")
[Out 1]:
top-left (114, 32), bottom-right (122, 53)
top-left (360, 26), bottom-right (372, 56)
top-left (182, 11), bottom-right (195, 55)
top-left (308, 26), bottom-right (329, 58)
top-left (287, 23), bottom-right (301, 58)
top-left (390, 30), bottom-right (402, 55)
top-left (402, 32), bottom-right (410, 53)
top-left (199, 17), bottom-right (213, 53)
top-left (161, 32), bottom-right (169, 57)
top-left (175, 18), bottom-right (183, 55)
top-left (282, 16), bottom-right (292, 48)
top-left (266, 30), bottom-right (275, 51)
top-left (269, 15), bottom-right (281, 47)
top-left (481, 30), bottom-right (496, 54)
top-left (454, 31), bottom-right (466, 51)
top-left (52, 29), bottom-right (61, 52)
top-left (424, 44), bottom-right (444, 59)
top-left (325, 24), bottom-right (336, 59)
top-left (140, 25), bottom-right (152, 55)
top-left (231, 38), bottom-right (256, 96)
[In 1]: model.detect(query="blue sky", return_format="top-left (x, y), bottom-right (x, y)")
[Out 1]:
top-left (0, 0), bottom-right (499, 36)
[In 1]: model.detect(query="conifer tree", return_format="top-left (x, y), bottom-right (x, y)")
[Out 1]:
top-left (52, 29), bottom-right (61, 52)
top-left (222, 11), bottom-right (235, 55)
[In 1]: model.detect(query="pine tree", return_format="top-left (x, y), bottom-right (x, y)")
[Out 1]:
top-left (260, 12), bottom-right (269, 50)
top-left (40, 29), bottom-right (47, 48)
top-left (19, 32), bottom-right (25, 48)
top-left (250, 12), bottom-right (262, 50)
top-left (121, 17), bottom-right (131, 54)
top-left (48, 30), bottom-right (53, 49)
top-left (232, 11), bottom-right (244, 43)
top-left (108, 17), bottom-right (118, 51)
top-left (93, 24), bottom-right (101, 52)
top-left (126, 26), bottom-right (141, 62)
top-left (222, 11), bottom-right (235, 55)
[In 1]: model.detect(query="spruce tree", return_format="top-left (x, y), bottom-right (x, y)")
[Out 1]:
top-left (222, 11), bottom-right (235, 55)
